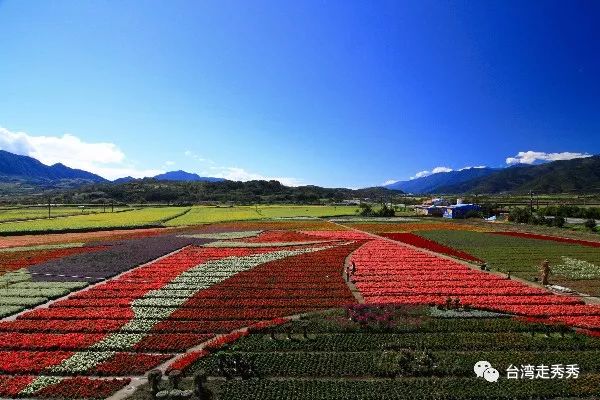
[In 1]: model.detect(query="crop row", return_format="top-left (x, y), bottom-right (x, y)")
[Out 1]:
top-left (192, 349), bottom-right (600, 378)
top-left (210, 375), bottom-right (600, 400)
top-left (229, 332), bottom-right (600, 352)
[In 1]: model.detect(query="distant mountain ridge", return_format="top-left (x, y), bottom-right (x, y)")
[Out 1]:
top-left (386, 167), bottom-right (497, 194)
top-left (0, 150), bottom-right (106, 183)
top-left (0, 150), bottom-right (225, 185)
top-left (153, 170), bottom-right (225, 182)
top-left (437, 156), bottom-right (600, 194)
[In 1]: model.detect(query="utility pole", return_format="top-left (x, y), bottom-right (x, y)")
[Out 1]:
top-left (529, 191), bottom-right (534, 213)
top-left (48, 197), bottom-right (51, 219)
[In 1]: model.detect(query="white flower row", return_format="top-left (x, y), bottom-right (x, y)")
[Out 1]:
top-left (50, 351), bottom-right (116, 374)
top-left (90, 333), bottom-right (147, 350)
top-left (554, 256), bottom-right (600, 280)
top-left (21, 376), bottom-right (65, 396)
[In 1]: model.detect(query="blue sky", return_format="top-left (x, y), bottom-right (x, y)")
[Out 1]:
top-left (0, 0), bottom-right (598, 187)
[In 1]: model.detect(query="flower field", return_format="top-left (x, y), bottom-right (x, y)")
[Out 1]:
top-left (0, 219), bottom-right (599, 399)
top-left (350, 239), bottom-right (600, 331)
top-left (417, 230), bottom-right (600, 296)
top-left (0, 227), bottom-right (362, 398)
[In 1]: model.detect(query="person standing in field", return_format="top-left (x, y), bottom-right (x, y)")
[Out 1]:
top-left (540, 260), bottom-right (550, 285)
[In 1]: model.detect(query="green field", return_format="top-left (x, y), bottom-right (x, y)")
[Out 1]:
top-left (165, 205), bottom-right (359, 226)
top-left (0, 205), bottom-right (359, 234)
top-left (0, 207), bottom-right (190, 234)
top-left (0, 206), bottom-right (131, 222)
top-left (131, 307), bottom-right (600, 400)
top-left (418, 230), bottom-right (600, 295)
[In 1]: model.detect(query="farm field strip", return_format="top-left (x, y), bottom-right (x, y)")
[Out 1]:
top-left (0, 207), bottom-right (191, 234)
top-left (379, 232), bottom-right (483, 262)
top-left (0, 207), bottom-right (132, 223)
top-left (164, 205), bottom-right (360, 226)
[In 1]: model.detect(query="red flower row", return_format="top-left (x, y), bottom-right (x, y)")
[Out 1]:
top-left (0, 376), bottom-right (129, 398)
top-left (0, 333), bottom-right (106, 351)
top-left (0, 351), bottom-right (73, 374)
top-left (380, 232), bottom-right (483, 262)
top-left (0, 332), bottom-right (214, 352)
top-left (0, 319), bottom-right (259, 334)
top-left (133, 333), bottom-right (214, 353)
top-left (0, 351), bottom-right (171, 375)
top-left (357, 286), bottom-right (550, 296)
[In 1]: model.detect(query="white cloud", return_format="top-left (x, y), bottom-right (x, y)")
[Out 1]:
top-left (411, 166), bottom-right (453, 179)
top-left (1, 127), bottom-right (305, 185)
top-left (458, 165), bottom-right (487, 171)
top-left (206, 166), bottom-right (304, 187)
top-left (184, 149), bottom-right (304, 186)
top-left (383, 179), bottom-right (398, 186)
top-left (184, 150), bottom-right (215, 165)
top-left (0, 126), bottom-right (162, 180)
top-left (506, 151), bottom-right (591, 165)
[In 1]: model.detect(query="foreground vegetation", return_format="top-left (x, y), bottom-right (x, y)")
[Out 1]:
top-left (131, 306), bottom-right (600, 400)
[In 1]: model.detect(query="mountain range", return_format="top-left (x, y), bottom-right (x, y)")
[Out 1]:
top-left (0, 150), bottom-right (106, 183)
top-left (0, 151), bottom-right (223, 186)
top-left (386, 167), bottom-right (498, 193)
top-left (386, 156), bottom-right (600, 194)
top-left (1, 149), bottom-right (599, 195)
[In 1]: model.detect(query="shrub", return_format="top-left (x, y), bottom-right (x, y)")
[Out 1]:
top-left (584, 218), bottom-right (597, 231)
top-left (508, 208), bottom-right (533, 223)
top-left (553, 215), bottom-right (566, 228)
